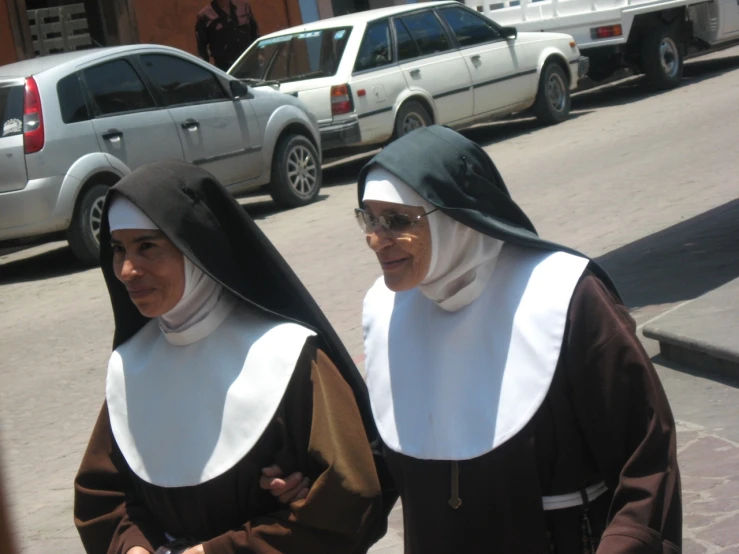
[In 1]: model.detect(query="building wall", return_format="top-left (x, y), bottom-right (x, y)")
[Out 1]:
top-left (132, 0), bottom-right (303, 58)
top-left (0, 2), bottom-right (17, 66)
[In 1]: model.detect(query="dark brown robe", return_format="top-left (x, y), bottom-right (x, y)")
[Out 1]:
top-left (74, 337), bottom-right (384, 554)
top-left (0, 453), bottom-right (18, 554)
top-left (379, 274), bottom-right (682, 553)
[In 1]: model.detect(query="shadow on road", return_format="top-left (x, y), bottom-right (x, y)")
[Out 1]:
top-left (0, 244), bottom-right (88, 285)
top-left (323, 155), bottom-right (375, 187)
top-left (652, 354), bottom-right (739, 389)
top-left (240, 192), bottom-right (331, 221)
top-left (595, 199), bottom-right (739, 310)
top-left (461, 110), bottom-right (594, 149)
top-left (573, 54), bottom-right (739, 110)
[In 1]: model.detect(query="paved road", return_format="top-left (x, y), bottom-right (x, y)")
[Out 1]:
top-left (2, 47), bottom-right (739, 553)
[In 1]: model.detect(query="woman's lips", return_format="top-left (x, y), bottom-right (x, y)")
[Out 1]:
top-left (379, 257), bottom-right (408, 271)
top-left (127, 287), bottom-right (155, 299)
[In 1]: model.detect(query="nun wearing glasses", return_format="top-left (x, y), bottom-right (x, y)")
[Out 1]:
top-left (73, 161), bottom-right (385, 554)
top-left (267, 126), bottom-right (682, 553)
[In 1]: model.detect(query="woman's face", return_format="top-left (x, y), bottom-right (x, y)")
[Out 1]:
top-left (111, 229), bottom-right (185, 318)
top-left (363, 200), bottom-right (432, 292)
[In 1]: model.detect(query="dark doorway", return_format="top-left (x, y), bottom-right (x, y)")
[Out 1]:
top-left (331, 0), bottom-right (369, 17)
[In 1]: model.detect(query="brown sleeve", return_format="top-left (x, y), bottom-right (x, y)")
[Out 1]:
top-left (74, 403), bottom-right (165, 554)
top-left (202, 337), bottom-right (384, 554)
top-left (563, 274), bottom-right (682, 553)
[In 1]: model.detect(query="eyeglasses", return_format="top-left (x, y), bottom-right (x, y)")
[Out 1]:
top-left (354, 207), bottom-right (438, 235)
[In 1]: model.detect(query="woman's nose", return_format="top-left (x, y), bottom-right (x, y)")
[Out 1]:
top-left (119, 258), bottom-right (140, 281)
top-left (366, 229), bottom-right (392, 252)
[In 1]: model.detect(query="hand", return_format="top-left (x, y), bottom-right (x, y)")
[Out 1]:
top-left (182, 546), bottom-right (204, 554)
top-left (260, 465), bottom-right (310, 503)
top-left (126, 548), bottom-right (151, 554)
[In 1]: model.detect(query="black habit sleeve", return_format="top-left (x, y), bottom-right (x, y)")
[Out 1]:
top-left (565, 274), bottom-right (682, 553)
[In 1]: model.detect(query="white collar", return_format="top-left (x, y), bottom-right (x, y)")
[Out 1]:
top-left (363, 245), bottom-right (588, 460)
top-left (106, 302), bottom-right (316, 487)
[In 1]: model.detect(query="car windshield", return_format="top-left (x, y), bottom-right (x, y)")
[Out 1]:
top-left (230, 27), bottom-right (352, 83)
top-left (0, 84), bottom-right (24, 139)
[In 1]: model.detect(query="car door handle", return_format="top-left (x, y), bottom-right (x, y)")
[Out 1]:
top-left (409, 69), bottom-right (421, 78)
top-left (471, 55), bottom-right (481, 63)
top-left (102, 129), bottom-right (123, 142)
top-left (181, 119), bottom-right (200, 131)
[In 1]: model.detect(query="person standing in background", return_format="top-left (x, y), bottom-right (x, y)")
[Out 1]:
top-left (196, 0), bottom-right (259, 71)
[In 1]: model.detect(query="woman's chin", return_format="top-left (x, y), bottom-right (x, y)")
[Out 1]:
top-left (131, 300), bottom-right (165, 319)
top-left (382, 273), bottom-right (417, 293)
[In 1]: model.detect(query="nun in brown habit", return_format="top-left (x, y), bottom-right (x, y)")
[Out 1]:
top-left (73, 161), bottom-right (385, 554)
top-left (267, 126), bottom-right (682, 553)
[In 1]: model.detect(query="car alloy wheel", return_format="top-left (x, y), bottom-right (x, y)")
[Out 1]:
top-left (89, 195), bottom-right (106, 246)
top-left (286, 143), bottom-right (318, 198)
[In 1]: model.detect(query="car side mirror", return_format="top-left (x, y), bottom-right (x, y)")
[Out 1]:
top-left (230, 80), bottom-right (248, 99)
top-left (501, 26), bottom-right (518, 41)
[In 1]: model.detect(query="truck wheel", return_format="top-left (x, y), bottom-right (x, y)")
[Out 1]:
top-left (66, 184), bottom-right (110, 266)
top-left (394, 101), bottom-right (432, 139)
top-left (533, 63), bottom-right (571, 125)
top-left (268, 134), bottom-right (321, 209)
top-left (641, 24), bottom-right (683, 90)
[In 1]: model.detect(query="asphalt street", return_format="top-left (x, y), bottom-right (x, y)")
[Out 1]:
top-left (1, 46), bottom-right (739, 553)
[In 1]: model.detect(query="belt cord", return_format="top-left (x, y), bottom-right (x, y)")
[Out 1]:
top-left (449, 461), bottom-right (462, 509)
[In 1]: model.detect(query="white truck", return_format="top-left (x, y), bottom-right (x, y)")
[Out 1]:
top-left (464, 0), bottom-right (739, 88)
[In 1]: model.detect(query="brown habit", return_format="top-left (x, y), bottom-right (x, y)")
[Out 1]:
top-left (74, 337), bottom-right (384, 554)
top-left (379, 275), bottom-right (682, 554)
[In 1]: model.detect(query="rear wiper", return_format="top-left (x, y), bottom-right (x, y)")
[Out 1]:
top-left (240, 78), bottom-right (281, 88)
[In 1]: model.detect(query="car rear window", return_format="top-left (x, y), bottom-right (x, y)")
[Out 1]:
top-left (57, 74), bottom-right (90, 124)
top-left (0, 84), bottom-right (24, 138)
top-left (231, 27), bottom-right (352, 83)
top-left (83, 59), bottom-right (156, 116)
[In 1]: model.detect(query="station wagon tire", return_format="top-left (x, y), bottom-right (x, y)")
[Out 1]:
top-left (533, 63), bottom-right (571, 125)
top-left (641, 24), bottom-right (683, 90)
top-left (66, 184), bottom-right (109, 266)
top-left (269, 134), bottom-right (321, 209)
top-left (394, 101), bottom-right (433, 139)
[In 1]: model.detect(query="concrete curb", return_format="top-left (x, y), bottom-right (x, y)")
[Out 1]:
top-left (643, 277), bottom-right (739, 377)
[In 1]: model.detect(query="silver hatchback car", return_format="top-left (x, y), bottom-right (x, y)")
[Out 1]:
top-left (0, 45), bottom-right (322, 264)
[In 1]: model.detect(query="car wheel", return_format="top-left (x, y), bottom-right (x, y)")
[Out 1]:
top-left (394, 101), bottom-right (433, 139)
top-left (66, 183), bottom-right (110, 266)
top-left (641, 24), bottom-right (683, 90)
top-left (533, 62), bottom-right (571, 125)
top-left (268, 134), bottom-right (321, 209)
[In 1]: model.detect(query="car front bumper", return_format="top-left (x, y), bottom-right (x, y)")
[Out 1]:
top-left (320, 117), bottom-right (362, 151)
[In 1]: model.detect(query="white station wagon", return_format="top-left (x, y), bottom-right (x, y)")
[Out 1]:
top-left (229, 1), bottom-right (588, 155)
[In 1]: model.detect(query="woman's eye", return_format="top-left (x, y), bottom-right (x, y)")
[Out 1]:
top-left (139, 242), bottom-right (156, 251)
top-left (111, 245), bottom-right (124, 254)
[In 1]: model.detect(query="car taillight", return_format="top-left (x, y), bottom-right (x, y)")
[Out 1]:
top-left (23, 77), bottom-right (45, 154)
top-left (591, 25), bottom-right (623, 39)
top-left (331, 84), bottom-right (353, 116)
